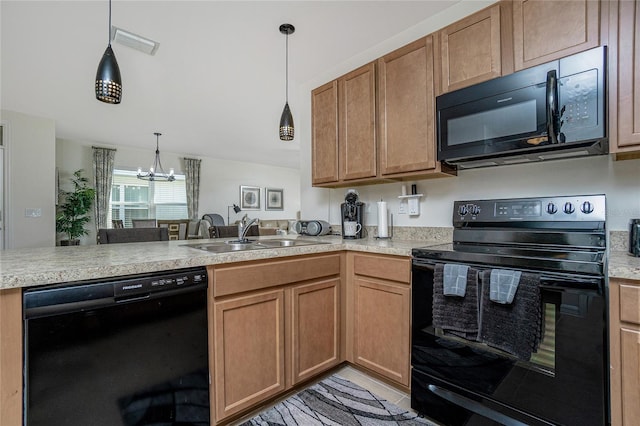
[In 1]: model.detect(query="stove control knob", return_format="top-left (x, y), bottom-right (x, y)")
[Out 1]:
top-left (563, 202), bottom-right (575, 214)
top-left (458, 205), bottom-right (468, 216)
top-left (546, 203), bottom-right (558, 214)
top-left (581, 201), bottom-right (594, 214)
top-left (469, 204), bottom-right (481, 215)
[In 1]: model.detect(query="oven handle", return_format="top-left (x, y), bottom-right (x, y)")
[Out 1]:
top-left (412, 260), bottom-right (603, 288)
top-left (427, 385), bottom-right (529, 426)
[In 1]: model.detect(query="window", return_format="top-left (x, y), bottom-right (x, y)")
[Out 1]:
top-left (109, 169), bottom-right (188, 227)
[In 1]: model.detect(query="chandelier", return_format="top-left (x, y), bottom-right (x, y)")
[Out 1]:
top-left (137, 132), bottom-right (175, 182)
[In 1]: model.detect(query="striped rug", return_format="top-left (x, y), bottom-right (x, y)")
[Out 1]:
top-left (239, 374), bottom-right (436, 426)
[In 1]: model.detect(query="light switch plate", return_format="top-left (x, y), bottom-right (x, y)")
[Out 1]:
top-left (25, 208), bottom-right (42, 218)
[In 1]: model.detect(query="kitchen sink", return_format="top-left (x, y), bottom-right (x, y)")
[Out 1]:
top-left (183, 238), bottom-right (328, 253)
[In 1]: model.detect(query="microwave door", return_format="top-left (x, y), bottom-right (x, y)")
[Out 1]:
top-left (437, 85), bottom-right (547, 162)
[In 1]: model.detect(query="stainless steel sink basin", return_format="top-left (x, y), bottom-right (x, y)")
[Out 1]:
top-left (183, 238), bottom-right (328, 253)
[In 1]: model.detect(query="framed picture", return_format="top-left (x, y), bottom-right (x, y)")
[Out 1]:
top-left (265, 188), bottom-right (284, 211)
top-left (240, 185), bottom-right (261, 210)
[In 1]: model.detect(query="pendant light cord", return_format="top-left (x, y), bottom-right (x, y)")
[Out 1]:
top-left (107, 0), bottom-right (112, 46)
top-left (285, 32), bottom-right (289, 103)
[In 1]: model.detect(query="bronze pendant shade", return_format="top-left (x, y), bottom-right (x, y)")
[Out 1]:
top-left (95, 0), bottom-right (122, 104)
top-left (279, 24), bottom-right (295, 141)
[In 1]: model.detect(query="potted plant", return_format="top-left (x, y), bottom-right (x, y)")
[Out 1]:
top-left (56, 169), bottom-right (95, 245)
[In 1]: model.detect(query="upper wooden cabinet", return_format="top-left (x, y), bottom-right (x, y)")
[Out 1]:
top-left (435, 3), bottom-right (513, 94)
top-left (311, 81), bottom-right (339, 185)
top-left (339, 63), bottom-right (377, 181)
top-left (512, 0), bottom-right (601, 71)
top-left (609, 0), bottom-right (640, 157)
top-left (311, 63), bottom-right (377, 186)
top-left (378, 36), bottom-right (453, 179)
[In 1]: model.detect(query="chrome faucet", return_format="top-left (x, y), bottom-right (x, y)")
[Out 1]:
top-left (237, 215), bottom-right (259, 242)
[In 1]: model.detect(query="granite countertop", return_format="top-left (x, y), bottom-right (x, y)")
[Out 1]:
top-left (2, 233), bottom-right (638, 291)
top-left (0, 236), bottom-right (437, 290)
top-left (608, 250), bottom-right (640, 281)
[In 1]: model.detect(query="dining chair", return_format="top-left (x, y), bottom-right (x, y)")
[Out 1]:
top-left (112, 219), bottom-right (124, 229)
top-left (157, 219), bottom-right (190, 240)
top-left (131, 219), bottom-right (157, 228)
top-left (97, 228), bottom-right (169, 244)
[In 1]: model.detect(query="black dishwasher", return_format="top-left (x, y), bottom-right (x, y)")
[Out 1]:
top-left (23, 267), bottom-right (210, 426)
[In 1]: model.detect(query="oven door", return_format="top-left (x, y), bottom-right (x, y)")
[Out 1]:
top-left (411, 260), bottom-right (608, 426)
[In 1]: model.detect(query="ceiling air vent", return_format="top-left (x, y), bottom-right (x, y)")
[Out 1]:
top-left (111, 26), bottom-right (159, 55)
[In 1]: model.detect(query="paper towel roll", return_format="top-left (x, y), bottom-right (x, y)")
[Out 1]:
top-left (377, 201), bottom-right (388, 238)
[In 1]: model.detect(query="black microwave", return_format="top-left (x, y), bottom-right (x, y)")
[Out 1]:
top-left (436, 46), bottom-right (607, 169)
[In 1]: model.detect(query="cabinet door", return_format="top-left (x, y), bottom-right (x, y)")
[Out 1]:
top-left (0, 289), bottom-right (22, 426)
top-left (338, 62), bottom-right (377, 181)
top-left (290, 278), bottom-right (340, 385)
top-left (378, 36), bottom-right (437, 176)
top-left (353, 277), bottom-right (410, 386)
top-left (213, 290), bottom-right (285, 422)
top-left (311, 81), bottom-right (339, 185)
top-left (611, 0), bottom-right (640, 152)
top-left (437, 4), bottom-right (503, 93)
top-left (621, 327), bottom-right (640, 424)
top-left (513, 0), bottom-right (600, 71)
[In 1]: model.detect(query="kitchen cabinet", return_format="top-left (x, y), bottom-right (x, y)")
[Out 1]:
top-left (338, 62), bottom-right (378, 182)
top-left (311, 81), bottom-right (339, 184)
top-left (290, 278), bottom-right (341, 384)
top-left (0, 289), bottom-right (21, 426)
top-left (378, 36), bottom-right (455, 179)
top-left (512, 0), bottom-right (601, 71)
top-left (212, 289), bottom-right (286, 422)
top-left (347, 253), bottom-right (411, 388)
top-left (609, 0), bottom-right (640, 158)
top-left (609, 278), bottom-right (640, 426)
top-left (311, 63), bottom-right (377, 186)
top-left (209, 253), bottom-right (342, 423)
top-left (435, 3), bottom-right (513, 94)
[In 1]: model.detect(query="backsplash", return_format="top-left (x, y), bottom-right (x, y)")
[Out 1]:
top-left (330, 225), bottom-right (453, 242)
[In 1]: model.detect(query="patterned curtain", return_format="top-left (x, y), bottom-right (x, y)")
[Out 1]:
top-left (184, 157), bottom-right (202, 220)
top-left (92, 147), bottom-right (116, 232)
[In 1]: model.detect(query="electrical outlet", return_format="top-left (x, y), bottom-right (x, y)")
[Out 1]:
top-left (408, 198), bottom-right (420, 216)
top-left (398, 200), bottom-right (407, 214)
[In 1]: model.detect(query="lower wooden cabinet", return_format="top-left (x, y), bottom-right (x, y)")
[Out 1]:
top-left (209, 253), bottom-right (343, 423)
top-left (609, 278), bottom-right (640, 426)
top-left (0, 288), bottom-right (22, 426)
top-left (212, 289), bottom-right (286, 422)
top-left (290, 278), bottom-right (341, 385)
top-left (347, 253), bottom-right (411, 387)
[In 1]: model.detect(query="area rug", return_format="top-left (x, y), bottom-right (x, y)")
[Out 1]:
top-left (239, 374), bottom-right (436, 426)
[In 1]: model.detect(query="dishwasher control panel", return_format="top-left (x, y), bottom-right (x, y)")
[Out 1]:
top-left (114, 268), bottom-right (207, 297)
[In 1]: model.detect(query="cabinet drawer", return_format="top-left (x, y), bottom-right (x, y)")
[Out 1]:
top-left (213, 254), bottom-right (341, 297)
top-left (620, 285), bottom-right (640, 325)
top-left (352, 253), bottom-right (410, 284)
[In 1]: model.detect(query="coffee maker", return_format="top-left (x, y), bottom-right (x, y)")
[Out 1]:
top-left (341, 189), bottom-right (364, 239)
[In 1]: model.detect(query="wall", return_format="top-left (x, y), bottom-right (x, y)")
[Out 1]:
top-left (56, 138), bottom-right (301, 244)
top-left (0, 110), bottom-right (56, 248)
top-left (297, 0), bottom-right (640, 232)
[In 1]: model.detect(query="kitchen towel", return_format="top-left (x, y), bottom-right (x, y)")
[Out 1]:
top-left (479, 270), bottom-right (542, 360)
top-left (489, 269), bottom-right (522, 304)
top-left (443, 263), bottom-right (470, 297)
top-left (432, 263), bottom-right (480, 340)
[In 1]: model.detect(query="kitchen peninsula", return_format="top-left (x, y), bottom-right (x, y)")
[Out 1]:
top-left (1, 235), bottom-right (640, 425)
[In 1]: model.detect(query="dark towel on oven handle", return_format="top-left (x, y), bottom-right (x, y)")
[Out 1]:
top-left (432, 263), bottom-right (480, 340)
top-left (479, 270), bottom-right (542, 361)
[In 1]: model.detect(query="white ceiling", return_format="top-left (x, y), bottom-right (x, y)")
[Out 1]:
top-left (1, 0), bottom-right (460, 169)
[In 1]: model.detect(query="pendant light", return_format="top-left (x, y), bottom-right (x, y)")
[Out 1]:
top-left (279, 23), bottom-right (295, 141)
top-left (137, 133), bottom-right (175, 182)
top-left (95, 0), bottom-right (122, 104)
